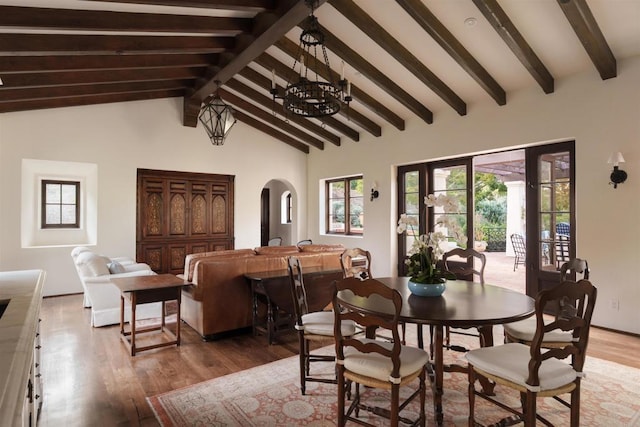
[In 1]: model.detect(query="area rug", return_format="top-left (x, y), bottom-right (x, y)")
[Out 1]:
top-left (148, 336), bottom-right (640, 426)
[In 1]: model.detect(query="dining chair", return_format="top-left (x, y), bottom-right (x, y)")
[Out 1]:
top-left (267, 237), bottom-right (282, 246)
top-left (436, 247), bottom-right (487, 353)
top-left (296, 239), bottom-right (313, 248)
top-left (339, 247), bottom-right (372, 280)
top-left (511, 233), bottom-right (526, 271)
top-left (340, 248), bottom-right (407, 344)
top-left (504, 258), bottom-right (590, 347)
top-left (333, 277), bottom-right (428, 427)
top-left (466, 279), bottom-right (597, 426)
top-left (288, 256), bottom-right (356, 395)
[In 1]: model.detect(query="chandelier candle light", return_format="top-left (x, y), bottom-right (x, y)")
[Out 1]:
top-left (270, 0), bottom-right (351, 118)
top-left (397, 194), bottom-right (467, 297)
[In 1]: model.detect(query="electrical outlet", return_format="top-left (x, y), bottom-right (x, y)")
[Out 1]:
top-left (610, 299), bottom-right (619, 310)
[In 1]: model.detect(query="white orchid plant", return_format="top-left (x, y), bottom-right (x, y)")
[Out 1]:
top-left (397, 193), bottom-right (467, 284)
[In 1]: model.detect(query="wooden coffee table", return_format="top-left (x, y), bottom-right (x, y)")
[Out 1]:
top-left (112, 274), bottom-right (189, 356)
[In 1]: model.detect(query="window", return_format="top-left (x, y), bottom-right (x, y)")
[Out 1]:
top-left (326, 176), bottom-right (363, 235)
top-left (286, 193), bottom-right (292, 224)
top-left (41, 180), bottom-right (80, 228)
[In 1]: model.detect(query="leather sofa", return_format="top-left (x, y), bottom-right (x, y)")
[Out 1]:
top-left (180, 244), bottom-right (345, 340)
top-left (71, 246), bottom-right (162, 327)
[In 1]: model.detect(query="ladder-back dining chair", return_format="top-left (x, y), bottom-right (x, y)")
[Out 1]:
top-left (439, 247), bottom-right (487, 353)
top-left (333, 277), bottom-right (428, 427)
top-left (504, 258), bottom-right (589, 347)
top-left (341, 248), bottom-right (407, 344)
top-left (466, 279), bottom-right (597, 426)
top-left (288, 256), bottom-right (356, 395)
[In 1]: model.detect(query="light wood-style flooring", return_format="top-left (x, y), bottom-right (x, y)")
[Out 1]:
top-left (38, 293), bottom-right (639, 427)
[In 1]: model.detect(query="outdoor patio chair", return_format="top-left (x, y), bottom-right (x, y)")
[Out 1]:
top-left (511, 233), bottom-right (526, 271)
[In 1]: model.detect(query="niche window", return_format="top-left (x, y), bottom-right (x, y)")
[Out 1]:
top-left (41, 180), bottom-right (80, 228)
top-left (326, 176), bottom-right (363, 235)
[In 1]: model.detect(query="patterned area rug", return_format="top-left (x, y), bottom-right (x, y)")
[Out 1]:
top-left (148, 335), bottom-right (640, 426)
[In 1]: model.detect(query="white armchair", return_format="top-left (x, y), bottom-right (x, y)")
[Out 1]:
top-left (71, 247), bottom-right (163, 327)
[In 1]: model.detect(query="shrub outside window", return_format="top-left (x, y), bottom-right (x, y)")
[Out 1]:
top-left (326, 176), bottom-right (363, 235)
top-left (42, 180), bottom-right (80, 228)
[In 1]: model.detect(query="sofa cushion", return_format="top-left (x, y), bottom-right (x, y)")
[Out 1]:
top-left (254, 245), bottom-right (300, 255)
top-left (299, 244), bottom-right (345, 253)
top-left (183, 249), bottom-right (256, 282)
top-left (108, 261), bottom-right (126, 274)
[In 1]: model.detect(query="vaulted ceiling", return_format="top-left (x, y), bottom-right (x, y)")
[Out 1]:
top-left (1, 0), bottom-right (639, 153)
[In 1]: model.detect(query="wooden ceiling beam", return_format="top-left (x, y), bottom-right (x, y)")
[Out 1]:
top-left (184, 0), bottom-right (323, 127)
top-left (329, 0), bottom-right (466, 116)
top-left (557, 0), bottom-right (616, 80)
top-left (395, 0), bottom-right (506, 106)
top-left (233, 110), bottom-right (310, 154)
top-left (0, 6), bottom-right (250, 35)
top-left (82, 0), bottom-right (273, 12)
top-left (237, 67), bottom-right (359, 142)
top-left (0, 89), bottom-right (184, 113)
top-left (1, 54), bottom-right (217, 73)
top-left (274, 35), bottom-right (404, 131)
top-left (219, 88), bottom-right (324, 150)
top-left (2, 68), bottom-right (203, 89)
top-left (256, 53), bottom-right (381, 137)
top-left (473, 0), bottom-right (554, 94)
top-left (308, 21), bottom-right (433, 125)
top-left (0, 80), bottom-right (190, 103)
top-left (225, 76), bottom-right (341, 146)
top-left (0, 34), bottom-right (233, 55)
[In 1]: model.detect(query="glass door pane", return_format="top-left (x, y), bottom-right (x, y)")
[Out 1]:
top-left (430, 163), bottom-right (470, 250)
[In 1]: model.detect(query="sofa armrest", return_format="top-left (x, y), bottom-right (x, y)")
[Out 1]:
top-left (122, 263), bottom-right (152, 273)
top-left (82, 269), bottom-right (155, 284)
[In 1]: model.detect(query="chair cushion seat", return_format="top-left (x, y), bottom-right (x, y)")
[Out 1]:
top-left (302, 311), bottom-right (356, 337)
top-left (344, 338), bottom-right (429, 383)
top-left (503, 317), bottom-right (573, 343)
top-left (465, 343), bottom-right (578, 392)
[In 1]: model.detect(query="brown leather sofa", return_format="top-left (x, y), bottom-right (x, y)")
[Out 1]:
top-left (180, 244), bottom-right (344, 340)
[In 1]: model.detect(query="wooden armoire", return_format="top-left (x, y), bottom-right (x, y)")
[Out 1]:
top-left (136, 169), bottom-right (235, 275)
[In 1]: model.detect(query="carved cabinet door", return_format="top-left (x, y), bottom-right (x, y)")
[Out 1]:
top-left (137, 169), bottom-right (234, 274)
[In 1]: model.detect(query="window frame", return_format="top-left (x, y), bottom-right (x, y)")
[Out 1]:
top-left (41, 179), bottom-right (81, 229)
top-left (325, 175), bottom-right (364, 236)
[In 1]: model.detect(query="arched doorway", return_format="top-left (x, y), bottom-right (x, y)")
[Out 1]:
top-left (260, 179), bottom-right (296, 246)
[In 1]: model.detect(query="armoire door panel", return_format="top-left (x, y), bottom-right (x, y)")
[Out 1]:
top-left (137, 169), bottom-right (235, 274)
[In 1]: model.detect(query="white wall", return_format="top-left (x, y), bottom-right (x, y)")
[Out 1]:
top-left (307, 56), bottom-right (640, 334)
top-left (0, 97), bottom-right (307, 297)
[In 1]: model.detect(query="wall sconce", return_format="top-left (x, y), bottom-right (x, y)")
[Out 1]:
top-left (370, 182), bottom-right (379, 201)
top-left (608, 152), bottom-right (627, 189)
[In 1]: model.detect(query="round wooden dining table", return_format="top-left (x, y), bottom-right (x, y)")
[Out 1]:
top-left (337, 276), bottom-right (535, 426)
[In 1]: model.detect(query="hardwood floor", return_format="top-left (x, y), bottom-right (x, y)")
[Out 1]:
top-left (38, 294), bottom-right (640, 426)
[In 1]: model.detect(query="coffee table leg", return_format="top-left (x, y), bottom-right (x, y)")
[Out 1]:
top-left (176, 290), bottom-right (181, 346)
top-left (130, 292), bottom-right (136, 356)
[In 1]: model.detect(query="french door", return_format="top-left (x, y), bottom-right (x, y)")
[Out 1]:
top-left (396, 158), bottom-right (474, 276)
top-left (397, 141), bottom-right (576, 298)
top-left (525, 141), bottom-right (575, 296)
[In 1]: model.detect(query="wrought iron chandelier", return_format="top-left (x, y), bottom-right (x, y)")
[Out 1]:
top-left (270, 0), bottom-right (351, 118)
top-left (199, 82), bottom-right (236, 146)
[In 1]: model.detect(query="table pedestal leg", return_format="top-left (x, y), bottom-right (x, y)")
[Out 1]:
top-left (428, 325), bottom-right (444, 426)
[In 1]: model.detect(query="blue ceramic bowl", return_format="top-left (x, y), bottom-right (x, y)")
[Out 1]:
top-left (408, 280), bottom-right (446, 297)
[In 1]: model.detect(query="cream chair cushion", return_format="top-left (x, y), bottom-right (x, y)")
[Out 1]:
top-left (504, 317), bottom-right (573, 343)
top-left (344, 338), bottom-right (429, 382)
top-left (301, 311), bottom-right (355, 337)
top-left (465, 343), bottom-right (578, 392)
